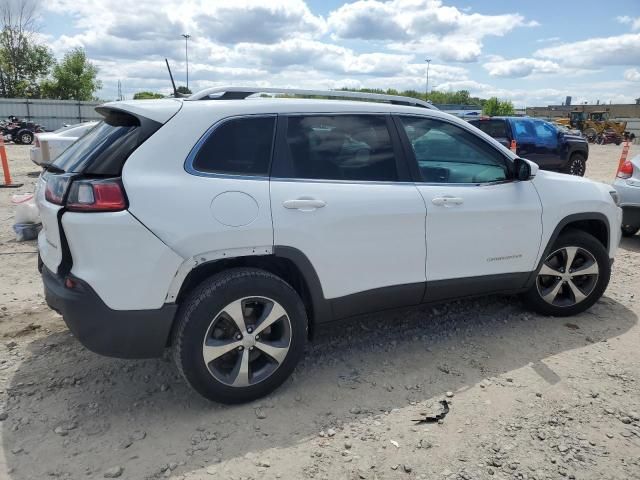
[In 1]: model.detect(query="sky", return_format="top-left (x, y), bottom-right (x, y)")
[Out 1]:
top-left (37, 0), bottom-right (640, 106)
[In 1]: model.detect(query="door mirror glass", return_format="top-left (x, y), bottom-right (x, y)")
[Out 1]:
top-left (514, 158), bottom-right (532, 180)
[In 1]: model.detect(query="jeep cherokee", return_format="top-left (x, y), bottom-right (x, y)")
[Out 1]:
top-left (37, 87), bottom-right (622, 403)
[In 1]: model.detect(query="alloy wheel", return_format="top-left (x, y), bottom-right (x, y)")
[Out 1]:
top-left (536, 246), bottom-right (599, 307)
top-left (569, 158), bottom-right (585, 176)
top-left (201, 297), bottom-right (292, 387)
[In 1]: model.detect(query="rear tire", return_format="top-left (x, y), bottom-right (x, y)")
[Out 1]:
top-left (621, 225), bottom-right (639, 237)
top-left (173, 268), bottom-right (307, 403)
top-left (521, 230), bottom-right (610, 317)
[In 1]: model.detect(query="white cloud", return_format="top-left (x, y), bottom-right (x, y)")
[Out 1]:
top-left (37, 0), bottom-right (636, 107)
top-left (235, 39), bottom-right (411, 76)
top-left (196, 1), bottom-right (326, 44)
top-left (624, 68), bottom-right (640, 82)
top-left (616, 15), bottom-right (640, 31)
top-left (535, 33), bottom-right (640, 68)
top-left (536, 36), bottom-right (560, 43)
top-left (433, 79), bottom-right (637, 107)
top-left (41, 0), bottom-right (483, 99)
top-left (328, 1), bottom-right (407, 40)
top-left (328, 0), bottom-right (537, 62)
top-left (483, 57), bottom-right (561, 78)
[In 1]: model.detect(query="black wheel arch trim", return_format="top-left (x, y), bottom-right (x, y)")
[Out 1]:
top-left (524, 212), bottom-right (610, 288)
top-left (273, 246), bottom-right (332, 324)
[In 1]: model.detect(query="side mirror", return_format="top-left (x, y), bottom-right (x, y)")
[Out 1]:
top-left (514, 157), bottom-right (536, 180)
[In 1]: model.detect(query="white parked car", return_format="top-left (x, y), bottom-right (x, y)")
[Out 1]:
top-left (36, 88), bottom-right (622, 403)
top-left (30, 122), bottom-right (97, 167)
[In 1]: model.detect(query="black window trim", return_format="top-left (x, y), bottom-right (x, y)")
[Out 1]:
top-left (392, 113), bottom-right (516, 186)
top-left (184, 113), bottom-right (277, 179)
top-left (270, 112), bottom-right (413, 184)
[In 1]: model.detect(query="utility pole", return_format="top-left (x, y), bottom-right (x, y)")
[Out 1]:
top-left (182, 34), bottom-right (191, 90)
top-left (425, 58), bottom-right (431, 99)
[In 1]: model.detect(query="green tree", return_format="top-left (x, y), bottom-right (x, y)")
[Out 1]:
top-left (40, 48), bottom-right (102, 101)
top-left (133, 91), bottom-right (165, 100)
top-left (482, 97), bottom-right (515, 116)
top-left (176, 85), bottom-right (191, 95)
top-left (0, 0), bottom-right (54, 97)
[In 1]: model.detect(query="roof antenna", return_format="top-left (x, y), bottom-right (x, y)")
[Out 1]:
top-left (165, 58), bottom-right (189, 98)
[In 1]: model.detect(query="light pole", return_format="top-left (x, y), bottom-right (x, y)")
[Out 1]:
top-left (425, 58), bottom-right (431, 99)
top-left (182, 34), bottom-right (191, 90)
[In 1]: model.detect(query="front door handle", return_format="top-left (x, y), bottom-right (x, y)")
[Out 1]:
top-left (283, 198), bottom-right (327, 211)
top-left (432, 196), bottom-right (464, 206)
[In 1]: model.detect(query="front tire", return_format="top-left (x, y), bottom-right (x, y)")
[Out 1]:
top-left (521, 230), bottom-right (610, 317)
top-left (173, 268), bottom-right (308, 403)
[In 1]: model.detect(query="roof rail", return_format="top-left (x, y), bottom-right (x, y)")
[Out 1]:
top-left (186, 86), bottom-right (437, 110)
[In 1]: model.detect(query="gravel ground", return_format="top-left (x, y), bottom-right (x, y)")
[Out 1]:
top-left (0, 143), bottom-right (639, 480)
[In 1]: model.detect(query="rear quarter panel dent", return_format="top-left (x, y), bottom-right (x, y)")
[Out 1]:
top-left (62, 211), bottom-right (184, 310)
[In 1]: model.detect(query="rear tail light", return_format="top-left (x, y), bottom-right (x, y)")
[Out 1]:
top-left (44, 174), bottom-right (127, 212)
top-left (617, 160), bottom-right (633, 179)
top-left (44, 173), bottom-right (73, 205)
top-left (66, 178), bottom-right (127, 212)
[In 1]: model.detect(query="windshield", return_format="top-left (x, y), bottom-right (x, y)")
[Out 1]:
top-left (51, 112), bottom-right (140, 173)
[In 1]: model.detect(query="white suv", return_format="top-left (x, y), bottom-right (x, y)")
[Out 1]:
top-left (36, 88), bottom-right (622, 403)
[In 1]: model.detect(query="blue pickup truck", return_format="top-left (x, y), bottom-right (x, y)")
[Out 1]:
top-left (468, 117), bottom-right (589, 176)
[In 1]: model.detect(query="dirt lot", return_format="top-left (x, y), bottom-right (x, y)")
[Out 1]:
top-left (0, 143), bottom-right (639, 480)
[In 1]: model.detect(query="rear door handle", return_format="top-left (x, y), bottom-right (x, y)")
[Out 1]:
top-left (283, 198), bottom-right (327, 210)
top-left (432, 196), bottom-right (464, 206)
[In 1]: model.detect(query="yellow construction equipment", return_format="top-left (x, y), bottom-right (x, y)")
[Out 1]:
top-left (556, 109), bottom-right (630, 143)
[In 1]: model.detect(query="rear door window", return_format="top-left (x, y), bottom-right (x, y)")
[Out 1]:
top-left (278, 114), bottom-right (398, 182)
top-left (191, 116), bottom-right (276, 176)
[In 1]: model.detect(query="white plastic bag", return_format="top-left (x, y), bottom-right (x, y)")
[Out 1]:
top-left (12, 193), bottom-right (40, 224)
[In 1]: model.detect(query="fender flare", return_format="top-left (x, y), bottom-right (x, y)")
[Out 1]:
top-left (524, 212), bottom-right (610, 288)
top-left (273, 246), bottom-right (332, 324)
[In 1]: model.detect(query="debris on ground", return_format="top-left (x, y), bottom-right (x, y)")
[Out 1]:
top-left (413, 400), bottom-right (450, 424)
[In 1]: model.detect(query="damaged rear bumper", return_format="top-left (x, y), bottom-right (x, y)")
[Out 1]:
top-left (42, 266), bottom-right (177, 359)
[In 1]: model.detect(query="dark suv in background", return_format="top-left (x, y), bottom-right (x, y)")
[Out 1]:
top-left (469, 117), bottom-right (589, 176)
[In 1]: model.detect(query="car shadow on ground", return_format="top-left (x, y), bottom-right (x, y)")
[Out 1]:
top-left (3, 295), bottom-right (637, 479)
top-left (619, 234), bottom-right (640, 253)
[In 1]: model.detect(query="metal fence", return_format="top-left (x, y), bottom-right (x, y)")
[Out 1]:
top-left (0, 98), bottom-right (102, 131)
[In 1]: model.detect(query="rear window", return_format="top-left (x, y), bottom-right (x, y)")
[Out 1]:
top-left (52, 111), bottom-right (159, 175)
top-left (469, 120), bottom-right (508, 139)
